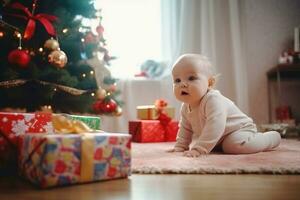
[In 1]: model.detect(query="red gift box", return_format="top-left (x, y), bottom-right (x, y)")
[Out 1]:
top-left (275, 106), bottom-right (292, 121)
top-left (0, 112), bottom-right (53, 146)
top-left (128, 120), bottom-right (178, 143)
top-left (0, 112), bottom-right (52, 175)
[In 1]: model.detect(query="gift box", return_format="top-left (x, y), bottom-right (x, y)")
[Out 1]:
top-left (275, 106), bottom-right (292, 121)
top-left (129, 120), bottom-right (178, 143)
top-left (66, 114), bottom-right (101, 130)
top-left (0, 112), bottom-right (53, 141)
top-left (137, 105), bottom-right (175, 120)
top-left (0, 112), bottom-right (53, 176)
top-left (0, 112), bottom-right (101, 147)
top-left (19, 132), bottom-right (131, 188)
top-left (0, 112), bottom-right (101, 176)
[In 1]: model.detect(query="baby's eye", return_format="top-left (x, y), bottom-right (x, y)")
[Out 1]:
top-left (174, 78), bottom-right (181, 83)
top-left (188, 76), bottom-right (198, 81)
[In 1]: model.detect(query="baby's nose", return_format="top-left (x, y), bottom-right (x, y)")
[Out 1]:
top-left (180, 81), bottom-right (188, 88)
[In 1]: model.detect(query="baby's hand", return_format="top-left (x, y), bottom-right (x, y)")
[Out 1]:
top-left (166, 146), bottom-right (186, 153)
top-left (183, 149), bottom-right (203, 157)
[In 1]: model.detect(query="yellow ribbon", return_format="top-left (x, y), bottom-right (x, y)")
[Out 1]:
top-left (52, 114), bottom-right (93, 134)
top-left (51, 115), bottom-right (96, 182)
top-left (80, 133), bottom-right (95, 182)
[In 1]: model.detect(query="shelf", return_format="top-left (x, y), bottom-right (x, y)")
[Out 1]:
top-left (267, 64), bottom-right (300, 123)
top-left (267, 64), bottom-right (300, 80)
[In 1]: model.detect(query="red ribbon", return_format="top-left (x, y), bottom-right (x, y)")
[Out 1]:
top-left (9, 3), bottom-right (57, 40)
top-left (155, 99), bottom-right (171, 126)
top-left (157, 112), bottom-right (171, 126)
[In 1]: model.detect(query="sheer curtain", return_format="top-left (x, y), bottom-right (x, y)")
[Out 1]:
top-left (101, 0), bottom-right (249, 132)
top-left (161, 0), bottom-right (249, 112)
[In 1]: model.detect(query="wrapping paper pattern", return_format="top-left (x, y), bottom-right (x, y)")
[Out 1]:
top-left (0, 112), bottom-right (101, 175)
top-left (164, 122), bottom-right (179, 142)
top-left (137, 106), bottom-right (175, 120)
top-left (129, 120), bottom-right (179, 143)
top-left (19, 132), bottom-right (131, 188)
top-left (0, 112), bottom-right (53, 144)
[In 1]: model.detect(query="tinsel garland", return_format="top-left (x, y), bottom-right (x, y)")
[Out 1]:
top-left (0, 79), bottom-right (90, 95)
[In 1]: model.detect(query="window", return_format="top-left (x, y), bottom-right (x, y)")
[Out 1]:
top-left (95, 0), bottom-right (162, 78)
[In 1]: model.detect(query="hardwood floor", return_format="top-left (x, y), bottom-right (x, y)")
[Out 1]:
top-left (1, 174), bottom-right (300, 200)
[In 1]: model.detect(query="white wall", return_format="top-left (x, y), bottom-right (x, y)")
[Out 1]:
top-left (241, 0), bottom-right (300, 123)
top-left (102, 0), bottom-right (300, 132)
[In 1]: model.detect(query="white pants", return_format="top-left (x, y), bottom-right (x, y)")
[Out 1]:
top-left (221, 125), bottom-right (281, 154)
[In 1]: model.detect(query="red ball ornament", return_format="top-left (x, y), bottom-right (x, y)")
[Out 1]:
top-left (96, 25), bottom-right (104, 36)
top-left (102, 99), bottom-right (117, 113)
top-left (92, 99), bottom-right (117, 113)
top-left (109, 84), bottom-right (117, 92)
top-left (84, 32), bottom-right (96, 44)
top-left (92, 100), bottom-right (102, 113)
top-left (8, 48), bottom-right (31, 68)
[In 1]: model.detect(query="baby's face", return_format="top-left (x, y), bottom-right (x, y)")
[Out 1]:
top-left (172, 60), bottom-right (210, 107)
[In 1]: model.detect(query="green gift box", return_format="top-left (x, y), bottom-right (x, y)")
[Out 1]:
top-left (65, 114), bottom-right (101, 130)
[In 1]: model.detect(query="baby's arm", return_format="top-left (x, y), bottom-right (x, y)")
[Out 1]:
top-left (167, 105), bottom-right (192, 152)
top-left (188, 95), bottom-right (227, 156)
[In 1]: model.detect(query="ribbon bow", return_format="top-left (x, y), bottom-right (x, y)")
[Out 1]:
top-left (52, 115), bottom-right (93, 134)
top-left (154, 99), bottom-right (168, 110)
top-left (154, 99), bottom-right (171, 126)
top-left (9, 3), bottom-right (57, 40)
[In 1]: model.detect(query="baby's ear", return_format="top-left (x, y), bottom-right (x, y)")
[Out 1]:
top-left (208, 77), bottom-right (216, 88)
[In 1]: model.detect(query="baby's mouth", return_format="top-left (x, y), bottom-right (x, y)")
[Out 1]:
top-left (181, 91), bottom-right (189, 95)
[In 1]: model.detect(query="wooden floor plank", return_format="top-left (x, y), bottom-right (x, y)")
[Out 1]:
top-left (1, 174), bottom-right (300, 200)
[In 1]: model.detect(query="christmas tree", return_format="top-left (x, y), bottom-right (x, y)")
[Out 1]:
top-left (0, 0), bottom-right (123, 116)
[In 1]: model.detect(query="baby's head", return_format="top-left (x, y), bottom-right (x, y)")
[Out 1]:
top-left (172, 54), bottom-right (216, 107)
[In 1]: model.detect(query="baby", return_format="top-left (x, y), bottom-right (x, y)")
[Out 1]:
top-left (168, 54), bottom-right (281, 157)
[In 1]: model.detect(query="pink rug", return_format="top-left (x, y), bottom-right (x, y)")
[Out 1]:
top-left (132, 139), bottom-right (300, 174)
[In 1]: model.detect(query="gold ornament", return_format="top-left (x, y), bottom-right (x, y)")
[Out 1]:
top-left (114, 107), bottom-right (123, 116)
top-left (48, 49), bottom-right (68, 68)
top-left (96, 88), bottom-right (107, 100)
top-left (44, 38), bottom-right (60, 51)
